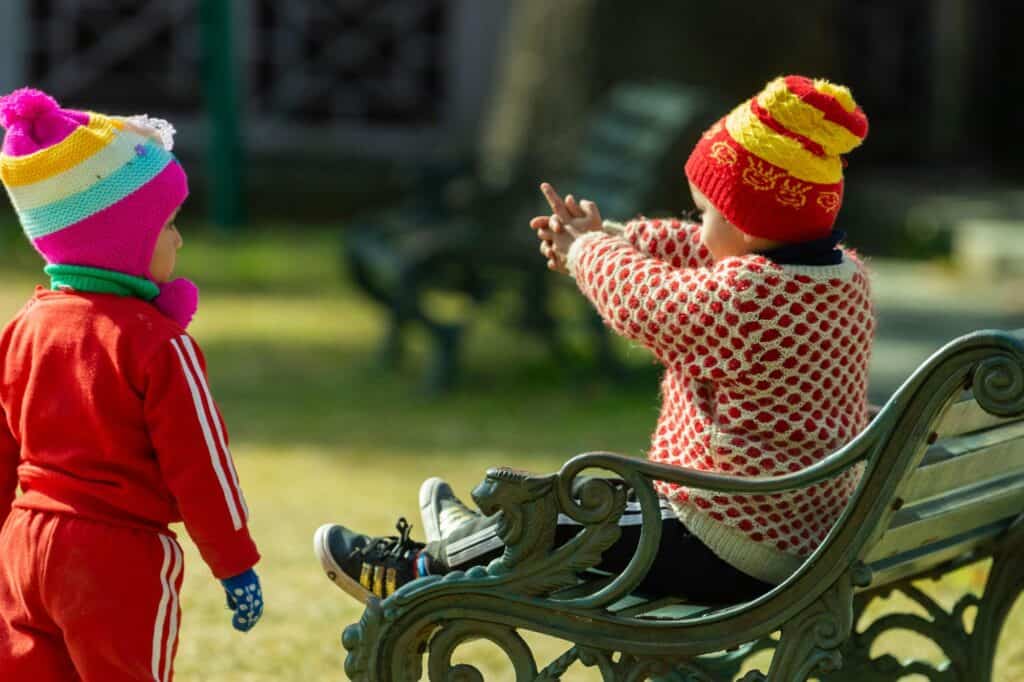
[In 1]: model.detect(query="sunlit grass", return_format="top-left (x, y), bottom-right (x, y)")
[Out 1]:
top-left (0, 225), bottom-right (1020, 680)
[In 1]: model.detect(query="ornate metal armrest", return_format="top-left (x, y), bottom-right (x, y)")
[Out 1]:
top-left (342, 330), bottom-right (1024, 681)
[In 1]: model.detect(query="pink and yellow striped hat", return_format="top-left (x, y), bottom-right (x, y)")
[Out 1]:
top-left (0, 88), bottom-right (188, 277)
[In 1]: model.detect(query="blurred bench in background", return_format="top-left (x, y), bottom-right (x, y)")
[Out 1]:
top-left (342, 82), bottom-right (719, 391)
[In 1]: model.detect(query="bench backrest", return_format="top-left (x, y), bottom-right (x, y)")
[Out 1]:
top-left (571, 83), bottom-right (717, 221)
top-left (862, 331), bottom-right (1024, 589)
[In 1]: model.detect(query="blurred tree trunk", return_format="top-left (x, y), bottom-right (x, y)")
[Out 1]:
top-left (477, 0), bottom-right (599, 189)
top-left (929, 0), bottom-right (971, 163)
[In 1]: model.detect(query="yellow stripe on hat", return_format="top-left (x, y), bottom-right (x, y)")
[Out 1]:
top-left (6, 129), bottom-right (150, 212)
top-left (0, 114), bottom-right (124, 187)
top-left (757, 78), bottom-right (863, 157)
top-left (812, 79), bottom-right (857, 112)
top-left (725, 102), bottom-right (842, 184)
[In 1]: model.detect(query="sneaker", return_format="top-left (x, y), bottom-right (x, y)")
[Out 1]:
top-left (313, 517), bottom-right (426, 603)
top-left (419, 477), bottom-right (481, 543)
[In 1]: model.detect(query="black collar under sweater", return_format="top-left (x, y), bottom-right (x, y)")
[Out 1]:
top-left (756, 229), bottom-right (845, 266)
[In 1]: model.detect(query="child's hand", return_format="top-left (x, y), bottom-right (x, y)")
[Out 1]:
top-left (541, 182), bottom-right (602, 234)
top-left (221, 568), bottom-right (263, 633)
top-left (529, 183), bottom-right (602, 273)
top-left (531, 214), bottom-right (578, 273)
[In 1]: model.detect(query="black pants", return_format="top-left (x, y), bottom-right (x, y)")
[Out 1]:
top-left (424, 496), bottom-right (773, 603)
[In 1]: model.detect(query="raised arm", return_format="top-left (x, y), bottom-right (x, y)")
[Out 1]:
top-left (620, 219), bottom-right (714, 269)
top-left (566, 232), bottom-right (748, 378)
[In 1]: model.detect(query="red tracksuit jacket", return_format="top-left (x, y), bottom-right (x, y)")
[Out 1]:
top-left (0, 288), bottom-right (259, 579)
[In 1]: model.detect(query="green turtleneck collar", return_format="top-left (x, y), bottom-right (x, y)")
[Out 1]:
top-left (45, 264), bottom-right (159, 300)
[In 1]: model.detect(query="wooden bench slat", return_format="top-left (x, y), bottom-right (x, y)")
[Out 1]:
top-left (864, 519), bottom-right (1010, 590)
top-left (906, 421), bottom-right (1024, 504)
top-left (608, 594), bottom-right (686, 618)
top-left (935, 397), bottom-right (1018, 439)
top-left (631, 603), bottom-right (717, 621)
top-left (866, 471), bottom-right (1024, 561)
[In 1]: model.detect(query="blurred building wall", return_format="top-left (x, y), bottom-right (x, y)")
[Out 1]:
top-left (0, 0), bottom-right (509, 162)
top-left (0, 0), bottom-right (1019, 224)
top-left (589, 0), bottom-right (1022, 178)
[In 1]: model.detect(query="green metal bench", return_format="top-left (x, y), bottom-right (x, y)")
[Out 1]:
top-left (340, 328), bottom-right (1024, 680)
top-left (343, 82), bottom-right (718, 390)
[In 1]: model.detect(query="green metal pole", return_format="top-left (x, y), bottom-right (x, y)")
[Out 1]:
top-left (199, 0), bottom-right (245, 230)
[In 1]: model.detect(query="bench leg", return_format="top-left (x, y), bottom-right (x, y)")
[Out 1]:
top-left (748, 567), bottom-right (864, 682)
top-left (808, 520), bottom-right (1024, 682)
top-left (967, 516), bottom-right (1024, 681)
top-left (390, 270), bottom-right (464, 392)
top-left (379, 314), bottom-right (405, 368)
top-left (423, 322), bottom-right (462, 393)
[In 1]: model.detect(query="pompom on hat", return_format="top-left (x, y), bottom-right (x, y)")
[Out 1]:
top-left (0, 87), bottom-right (189, 279)
top-left (685, 75), bottom-right (868, 243)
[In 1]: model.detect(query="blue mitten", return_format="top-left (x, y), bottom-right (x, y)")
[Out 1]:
top-left (221, 568), bottom-right (263, 632)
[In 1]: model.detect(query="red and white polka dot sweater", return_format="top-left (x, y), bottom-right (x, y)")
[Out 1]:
top-left (566, 219), bottom-right (874, 584)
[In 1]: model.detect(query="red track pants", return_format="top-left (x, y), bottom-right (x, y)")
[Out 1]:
top-left (0, 508), bottom-right (184, 681)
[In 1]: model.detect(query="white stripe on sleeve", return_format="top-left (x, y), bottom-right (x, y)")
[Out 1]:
top-left (179, 335), bottom-right (249, 521)
top-left (170, 337), bottom-right (243, 530)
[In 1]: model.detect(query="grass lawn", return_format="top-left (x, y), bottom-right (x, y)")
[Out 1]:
top-left (0, 226), bottom-right (1020, 680)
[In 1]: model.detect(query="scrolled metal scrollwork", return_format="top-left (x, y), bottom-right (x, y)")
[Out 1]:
top-left (760, 567), bottom-right (859, 680)
top-left (736, 672), bottom-right (767, 682)
top-left (472, 468), bottom-right (561, 574)
top-left (576, 646), bottom-right (678, 682)
top-left (549, 457), bottom-right (663, 609)
top-left (972, 345), bottom-right (1024, 418)
top-left (343, 596), bottom-right (433, 682)
top-left (468, 467), bottom-right (625, 597)
top-left (571, 476), bottom-right (629, 527)
top-left (426, 620), bottom-right (539, 682)
top-left (535, 646), bottom-right (581, 680)
top-left (342, 598), bottom-right (382, 681)
top-left (815, 584), bottom-right (970, 681)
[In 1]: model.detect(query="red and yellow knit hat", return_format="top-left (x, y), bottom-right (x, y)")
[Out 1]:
top-left (685, 75), bottom-right (868, 243)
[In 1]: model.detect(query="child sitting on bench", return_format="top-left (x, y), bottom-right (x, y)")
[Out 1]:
top-left (315, 74), bottom-right (874, 604)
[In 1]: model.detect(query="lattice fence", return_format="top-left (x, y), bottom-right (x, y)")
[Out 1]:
top-left (27, 0), bottom-right (201, 114)
top-left (250, 0), bottom-right (445, 125)
top-left (5, 0), bottom-right (495, 155)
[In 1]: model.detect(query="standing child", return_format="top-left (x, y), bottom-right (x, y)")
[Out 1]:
top-left (0, 88), bottom-right (262, 681)
top-left (314, 75), bottom-right (874, 604)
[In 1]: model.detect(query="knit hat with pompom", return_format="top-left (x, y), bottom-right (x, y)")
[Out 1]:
top-left (0, 87), bottom-right (188, 277)
top-left (685, 75), bottom-right (868, 243)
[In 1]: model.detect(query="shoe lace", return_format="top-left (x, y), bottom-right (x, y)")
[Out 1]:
top-left (358, 517), bottom-right (420, 564)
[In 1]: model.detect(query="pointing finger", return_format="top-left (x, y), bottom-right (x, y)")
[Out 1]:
top-left (540, 182), bottom-right (572, 222)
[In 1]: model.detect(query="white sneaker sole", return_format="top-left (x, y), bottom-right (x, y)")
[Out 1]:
top-left (418, 477), bottom-right (444, 543)
top-left (313, 524), bottom-right (373, 605)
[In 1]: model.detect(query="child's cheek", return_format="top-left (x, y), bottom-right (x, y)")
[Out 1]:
top-left (699, 221), bottom-right (715, 251)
